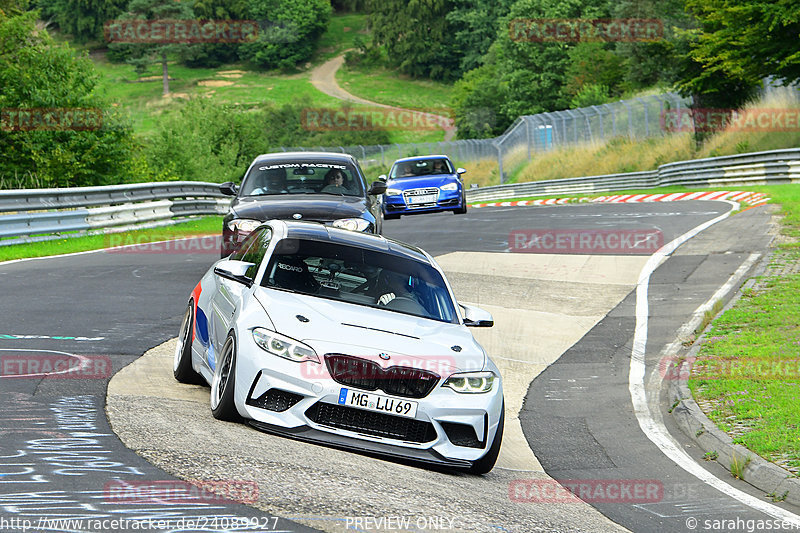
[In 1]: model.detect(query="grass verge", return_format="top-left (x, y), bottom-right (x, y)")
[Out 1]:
top-left (687, 184), bottom-right (800, 473)
top-left (0, 216), bottom-right (223, 262)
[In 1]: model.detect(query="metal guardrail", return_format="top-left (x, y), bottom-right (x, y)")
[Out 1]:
top-left (2, 148), bottom-right (798, 246)
top-left (466, 148), bottom-right (800, 203)
top-left (0, 181), bottom-right (230, 246)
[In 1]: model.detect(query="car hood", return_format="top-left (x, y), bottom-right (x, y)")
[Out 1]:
top-left (231, 194), bottom-right (367, 221)
top-left (253, 287), bottom-right (486, 374)
top-left (387, 175), bottom-right (458, 190)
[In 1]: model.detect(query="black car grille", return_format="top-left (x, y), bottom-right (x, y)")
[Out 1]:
top-left (246, 389), bottom-right (304, 412)
top-left (325, 354), bottom-right (440, 399)
top-left (305, 402), bottom-right (437, 443)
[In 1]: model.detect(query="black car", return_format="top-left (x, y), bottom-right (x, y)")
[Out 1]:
top-left (219, 152), bottom-right (386, 256)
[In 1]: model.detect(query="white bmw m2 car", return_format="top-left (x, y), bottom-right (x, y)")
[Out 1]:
top-left (173, 220), bottom-right (504, 473)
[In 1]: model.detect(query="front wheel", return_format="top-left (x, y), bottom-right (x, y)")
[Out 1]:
top-left (384, 213), bottom-right (401, 220)
top-left (210, 333), bottom-right (240, 421)
top-left (174, 303), bottom-right (202, 384)
top-left (454, 195), bottom-right (468, 215)
top-left (468, 401), bottom-right (504, 474)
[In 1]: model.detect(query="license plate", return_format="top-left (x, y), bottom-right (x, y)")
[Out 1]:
top-left (337, 388), bottom-right (418, 418)
top-left (407, 194), bottom-right (437, 205)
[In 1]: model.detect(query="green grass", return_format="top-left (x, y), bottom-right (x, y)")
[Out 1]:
top-left (314, 13), bottom-right (369, 62)
top-left (92, 55), bottom-right (340, 136)
top-left (0, 216), bottom-right (223, 262)
top-left (336, 65), bottom-right (453, 113)
top-left (687, 184), bottom-right (800, 467)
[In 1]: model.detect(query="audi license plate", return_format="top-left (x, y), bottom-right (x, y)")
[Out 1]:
top-left (407, 194), bottom-right (437, 205)
top-left (337, 388), bottom-right (418, 418)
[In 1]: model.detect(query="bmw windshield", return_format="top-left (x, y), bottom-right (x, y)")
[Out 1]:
top-left (262, 238), bottom-right (459, 324)
top-left (241, 161), bottom-right (366, 197)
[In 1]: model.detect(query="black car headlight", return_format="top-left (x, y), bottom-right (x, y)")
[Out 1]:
top-left (442, 371), bottom-right (496, 393)
top-left (252, 328), bottom-right (319, 363)
top-left (227, 219), bottom-right (261, 233)
top-left (332, 218), bottom-right (371, 232)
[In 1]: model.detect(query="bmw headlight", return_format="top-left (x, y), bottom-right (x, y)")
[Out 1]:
top-left (332, 218), bottom-right (371, 232)
top-left (440, 183), bottom-right (458, 191)
top-left (385, 188), bottom-right (402, 196)
top-left (227, 219), bottom-right (261, 233)
top-left (252, 328), bottom-right (320, 363)
top-left (443, 371), bottom-right (495, 393)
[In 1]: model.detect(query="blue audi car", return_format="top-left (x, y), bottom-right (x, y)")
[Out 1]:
top-left (380, 155), bottom-right (468, 219)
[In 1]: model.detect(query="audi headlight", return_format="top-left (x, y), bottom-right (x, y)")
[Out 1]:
top-left (227, 219), bottom-right (261, 233)
top-left (440, 183), bottom-right (458, 191)
top-left (385, 188), bottom-right (402, 196)
top-left (443, 371), bottom-right (495, 393)
top-left (332, 218), bottom-right (371, 232)
top-left (252, 328), bottom-right (319, 363)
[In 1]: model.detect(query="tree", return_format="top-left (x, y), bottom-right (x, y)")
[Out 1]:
top-left (37, 0), bottom-right (128, 42)
top-left (184, 0), bottom-right (248, 67)
top-left (445, 0), bottom-right (514, 74)
top-left (683, 0), bottom-right (800, 87)
top-left (367, 0), bottom-right (461, 81)
top-left (0, 10), bottom-right (134, 188)
top-left (238, 0), bottom-right (331, 70)
top-left (108, 0), bottom-right (197, 95)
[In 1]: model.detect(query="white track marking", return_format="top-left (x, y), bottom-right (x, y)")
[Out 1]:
top-left (629, 201), bottom-right (800, 524)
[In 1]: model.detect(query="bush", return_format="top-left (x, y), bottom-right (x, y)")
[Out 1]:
top-left (238, 0), bottom-right (331, 70)
top-left (0, 10), bottom-right (135, 188)
top-left (144, 98), bottom-right (392, 182)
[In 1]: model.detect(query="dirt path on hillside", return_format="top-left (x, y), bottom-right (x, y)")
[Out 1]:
top-left (310, 53), bottom-right (456, 142)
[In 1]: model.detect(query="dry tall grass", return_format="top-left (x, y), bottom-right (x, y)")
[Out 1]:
top-left (501, 89), bottom-right (800, 186)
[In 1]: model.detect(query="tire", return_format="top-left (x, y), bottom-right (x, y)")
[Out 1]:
top-left (173, 303), bottom-right (202, 384)
top-left (384, 213), bottom-right (400, 220)
top-left (468, 400), bottom-right (504, 475)
top-left (454, 195), bottom-right (468, 215)
top-left (210, 333), bottom-right (240, 421)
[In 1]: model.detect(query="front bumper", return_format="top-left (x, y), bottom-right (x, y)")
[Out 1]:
top-left (233, 343), bottom-right (503, 465)
top-left (383, 190), bottom-right (463, 215)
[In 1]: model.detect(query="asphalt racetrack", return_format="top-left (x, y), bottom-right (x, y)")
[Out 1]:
top-left (1, 201), bottom-right (796, 533)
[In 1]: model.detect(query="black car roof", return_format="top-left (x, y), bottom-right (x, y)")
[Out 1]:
top-left (252, 152), bottom-right (357, 166)
top-left (279, 221), bottom-right (430, 264)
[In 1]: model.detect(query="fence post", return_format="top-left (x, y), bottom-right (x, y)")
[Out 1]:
top-left (611, 104), bottom-right (617, 137)
top-left (496, 143), bottom-right (504, 184)
top-left (526, 117), bottom-right (532, 161)
top-left (622, 100), bottom-right (633, 138)
top-left (636, 97), bottom-right (650, 137)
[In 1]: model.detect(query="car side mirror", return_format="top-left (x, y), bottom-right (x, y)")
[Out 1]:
top-left (214, 260), bottom-right (255, 287)
top-left (368, 181), bottom-right (387, 195)
top-left (460, 304), bottom-right (493, 327)
top-left (377, 174), bottom-right (387, 182)
top-left (219, 182), bottom-right (239, 196)
top-left (456, 168), bottom-right (467, 175)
